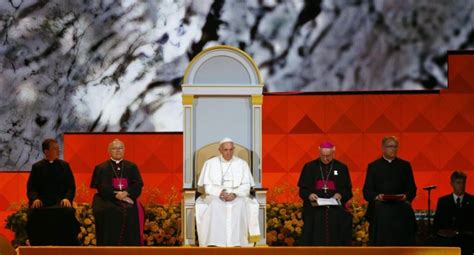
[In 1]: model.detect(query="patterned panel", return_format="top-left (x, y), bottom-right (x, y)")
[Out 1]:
top-left (0, 172), bottom-right (29, 240)
top-left (262, 54), bottom-right (474, 209)
top-left (64, 133), bottom-right (183, 204)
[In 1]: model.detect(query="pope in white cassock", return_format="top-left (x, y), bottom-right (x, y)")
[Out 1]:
top-left (195, 138), bottom-right (260, 247)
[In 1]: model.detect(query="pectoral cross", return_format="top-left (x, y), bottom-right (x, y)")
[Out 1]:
top-left (322, 184), bottom-right (328, 193)
top-left (118, 183), bottom-right (123, 190)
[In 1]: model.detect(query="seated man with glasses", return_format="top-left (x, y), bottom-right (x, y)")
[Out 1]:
top-left (90, 139), bottom-right (144, 246)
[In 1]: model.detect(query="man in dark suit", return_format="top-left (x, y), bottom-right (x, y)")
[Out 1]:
top-left (434, 170), bottom-right (474, 255)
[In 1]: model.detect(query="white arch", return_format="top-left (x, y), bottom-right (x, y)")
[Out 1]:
top-left (183, 45), bottom-right (262, 85)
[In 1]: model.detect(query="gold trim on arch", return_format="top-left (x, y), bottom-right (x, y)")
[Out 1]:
top-left (182, 95), bottom-right (194, 105)
top-left (251, 95), bottom-right (263, 105)
top-left (182, 45), bottom-right (264, 85)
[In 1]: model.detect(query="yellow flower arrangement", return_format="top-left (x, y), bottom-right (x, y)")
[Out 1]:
top-left (266, 203), bottom-right (303, 246)
top-left (4, 188), bottom-right (409, 247)
top-left (265, 187), bottom-right (371, 246)
top-left (143, 204), bottom-right (182, 246)
top-left (5, 202), bottom-right (183, 247)
top-left (347, 188), bottom-right (369, 246)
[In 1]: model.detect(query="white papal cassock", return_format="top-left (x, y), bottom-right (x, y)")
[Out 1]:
top-left (195, 155), bottom-right (260, 247)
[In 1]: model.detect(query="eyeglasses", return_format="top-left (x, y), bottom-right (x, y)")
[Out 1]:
top-left (384, 145), bottom-right (399, 149)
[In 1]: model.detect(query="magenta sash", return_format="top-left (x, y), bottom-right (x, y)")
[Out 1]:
top-left (315, 180), bottom-right (335, 191)
top-left (112, 178), bottom-right (128, 190)
top-left (137, 200), bottom-right (144, 245)
top-left (112, 178), bottom-right (144, 245)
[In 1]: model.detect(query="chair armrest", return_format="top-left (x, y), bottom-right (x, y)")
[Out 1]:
top-left (183, 188), bottom-right (203, 199)
top-left (250, 187), bottom-right (268, 197)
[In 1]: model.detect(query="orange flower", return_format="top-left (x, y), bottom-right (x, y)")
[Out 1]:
top-left (169, 237), bottom-right (176, 244)
top-left (296, 212), bottom-right (302, 219)
top-left (266, 232), bottom-right (277, 243)
top-left (83, 218), bottom-right (92, 225)
top-left (355, 230), bottom-right (365, 238)
top-left (151, 224), bottom-right (159, 232)
top-left (284, 237), bottom-right (295, 246)
top-left (295, 226), bottom-right (302, 234)
top-left (277, 233), bottom-right (285, 240)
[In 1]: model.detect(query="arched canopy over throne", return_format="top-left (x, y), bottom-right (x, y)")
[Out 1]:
top-left (181, 45), bottom-right (267, 246)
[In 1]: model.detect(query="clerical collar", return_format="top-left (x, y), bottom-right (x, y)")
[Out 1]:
top-left (45, 159), bottom-right (56, 164)
top-left (383, 156), bottom-right (395, 163)
top-left (453, 193), bottom-right (464, 202)
top-left (219, 155), bottom-right (233, 163)
top-left (110, 158), bottom-right (123, 164)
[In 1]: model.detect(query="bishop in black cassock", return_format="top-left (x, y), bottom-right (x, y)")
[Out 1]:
top-left (91, 139), bottom-right (144, 246)
top-left (363, 136), bottom-right (417, 246)
top-left (298, 141), bottom-right (353, 246)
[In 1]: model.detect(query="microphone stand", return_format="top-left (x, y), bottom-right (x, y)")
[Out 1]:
top-left (427, 188), bottom-right (432, 232)
top-left (423, 186), bottom-right (436, 234)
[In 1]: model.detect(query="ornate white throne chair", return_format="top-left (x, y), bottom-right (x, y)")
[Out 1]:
top-left (181, 45), bottom-right (267, 246)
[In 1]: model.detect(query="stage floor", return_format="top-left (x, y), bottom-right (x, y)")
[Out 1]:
top-left (16, 246), bottom-right (460, 255)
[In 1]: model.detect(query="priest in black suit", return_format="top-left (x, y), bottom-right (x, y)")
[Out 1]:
top-left (26, 138), bottom-right (79, 245)
top-left (298, 141), bottom-right (353, 246)
top-left (91, 139), bottom-right (144, 246)
top-left (434, 170), bottom-right (474, 255)
top-left (363, 136), bottom-right (417, 246)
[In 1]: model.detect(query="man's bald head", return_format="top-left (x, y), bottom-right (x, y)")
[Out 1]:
top-left (108, 139), bottom-right (125, 160)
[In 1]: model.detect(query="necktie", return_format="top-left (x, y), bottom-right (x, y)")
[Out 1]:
top-left (456, 197), bottom-right (461, 208)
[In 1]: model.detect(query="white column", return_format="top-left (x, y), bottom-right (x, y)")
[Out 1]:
top-left (182, 94), bottom-right (196, 246)
top-left (251, 95), bottom-right (263, 188)
top-left (182, 95), bottom-right (194, 188)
